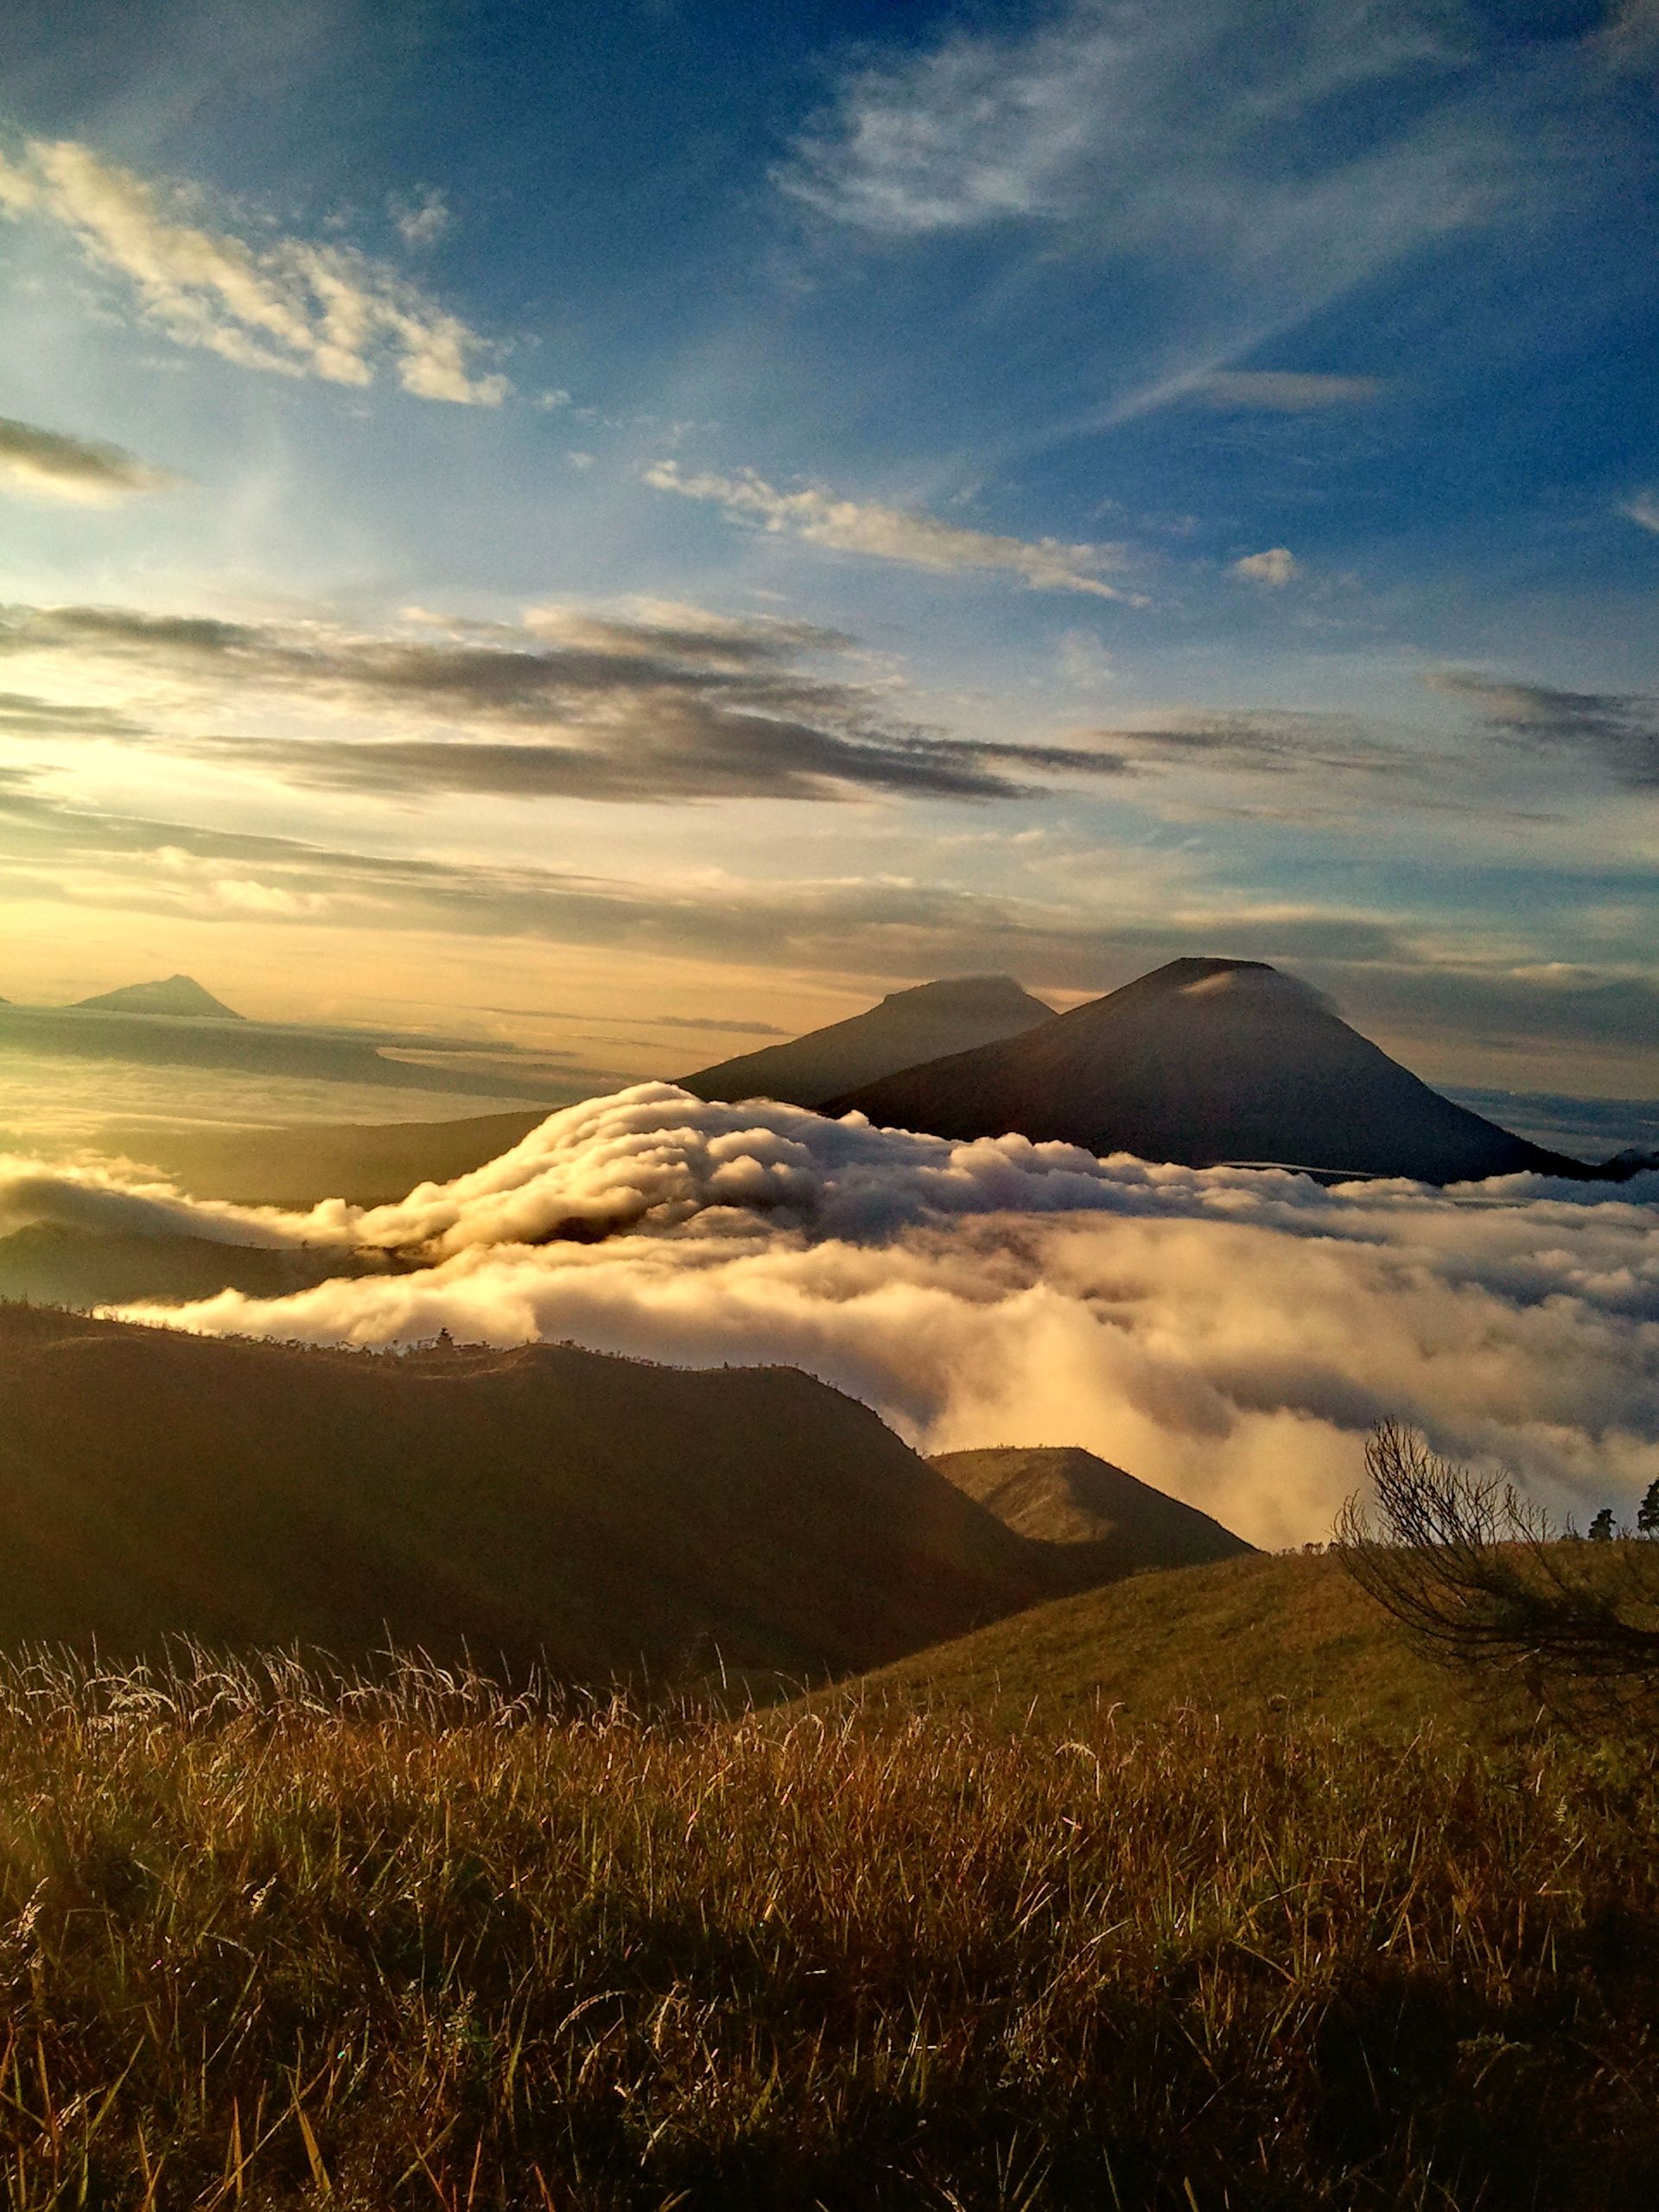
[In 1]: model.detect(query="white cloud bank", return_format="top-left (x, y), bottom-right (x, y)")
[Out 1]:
top-left (4, 1087), bottom-right (1655, 1548)
top-left (644, 461), bottom-right (1141, 601)
top-left (0, 139), bottom-right (506, 404)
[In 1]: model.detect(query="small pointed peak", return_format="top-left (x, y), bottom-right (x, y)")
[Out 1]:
top-left (72, 975), bottom-right (245, 1020)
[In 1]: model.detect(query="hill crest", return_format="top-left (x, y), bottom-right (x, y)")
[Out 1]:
top-left (0, 1305), bottom-right (1070, 1681)
top-left (931, 1446), bottom-right (1253, 1572)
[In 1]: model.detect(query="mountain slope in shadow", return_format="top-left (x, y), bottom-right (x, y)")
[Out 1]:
top-left (830, 958), bottom-right (1581, 1183)
top-left (0, 1306), bottom-right (1083, 1682)
top-left (682, 976), bottom-right (1053, 1107)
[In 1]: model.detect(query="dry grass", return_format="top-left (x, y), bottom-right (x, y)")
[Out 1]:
top-left (0, 1651), bottom-right (1655, 2208)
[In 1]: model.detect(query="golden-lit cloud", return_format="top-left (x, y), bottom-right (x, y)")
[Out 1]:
top-left (643, 461), bottom-right (1143, 601)
top-left (0, 139), bottom-right (507, 404)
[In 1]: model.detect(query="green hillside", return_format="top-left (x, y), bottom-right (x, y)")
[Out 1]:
top-left (834, 1548), bottom-right (1486, 1735)
top-left (931, 1443), bottom-right (1252, 1572)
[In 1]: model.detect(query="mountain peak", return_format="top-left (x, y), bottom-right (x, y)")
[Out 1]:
top-left (879, 975), bottom-right (1039, 1014)
top-left (829, 955), bottom-right (1580, 1183)
top-left (680, 975), bottom-right (1053, 1108)
top-left (73, 975), bottom-right (245, 1020)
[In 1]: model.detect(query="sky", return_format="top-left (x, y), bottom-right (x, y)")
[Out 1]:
top-left (1, 0), bottom-right (1656, 1104)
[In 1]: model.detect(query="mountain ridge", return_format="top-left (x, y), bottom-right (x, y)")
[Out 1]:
top-left (828, 957), bottom-right (1582, 1184)
top-left (682, 974), bottom-right (1052, 1107)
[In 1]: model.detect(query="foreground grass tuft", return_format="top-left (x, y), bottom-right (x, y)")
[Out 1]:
top-left (0, 1653), bottom-right (1655, 2208)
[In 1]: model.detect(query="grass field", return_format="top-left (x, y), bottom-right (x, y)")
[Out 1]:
top-left (1, 1651), bottom-right (1656, 2209)
top-left (830, 1549), bottom-right (1484, 1737)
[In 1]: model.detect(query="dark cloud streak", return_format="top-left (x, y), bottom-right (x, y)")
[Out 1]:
top-left (1430, 671), bottom-right (1659, 790)
top-left (0, 416), bottom-right (178, 501)
top-left (0, 599), bottom-right (1131, 804)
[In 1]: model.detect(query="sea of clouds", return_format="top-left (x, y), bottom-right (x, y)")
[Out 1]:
top-left (3, 1084), bottom-right (1656, 1548)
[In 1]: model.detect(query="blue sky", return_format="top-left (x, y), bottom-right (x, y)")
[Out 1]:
top-left (0, 0), bottom-right (1656, 1101)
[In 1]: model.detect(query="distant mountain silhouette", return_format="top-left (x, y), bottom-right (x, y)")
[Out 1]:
top-left (73, 974), bottom-right (244, 1020)
top-left (0, 1224), bottom-right (404, 1311)
top-left (931, 1446), bottom-right (1253, 1579)
top-left (682, 976), bottom-right (1052, 1107)
top-left (1602, 1147), bottom-right (1659, 1181)
top-left (830, 957), bottom-right (1581, 1183)
top-left (105, 1106), bottom-right (550, 1209)
top-left (0, 1306), bottom-right (1102, 1681)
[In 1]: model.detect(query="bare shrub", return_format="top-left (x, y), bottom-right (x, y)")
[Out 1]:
top-left (1336, 1421), bottom-right (1659, 1732)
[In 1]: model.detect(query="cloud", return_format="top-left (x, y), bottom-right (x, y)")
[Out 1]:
top-left (1189, 372), bottom-right (1387, 411)
top-left (1599, 0), bottom-right (1659, 70)
top-left (391, 187), bottom-right (451, 249)
top-left (1431, 670), bottom-right (1659, 789)
top-left (1077, 708), bottom-right (1398, 777)
top-left (3, 767), bottom-right (1655, 1065)
top-left (0, 595), bottom-right (1135, 804)
top-left (0, 765), bottom-right (1412, 976)
top-left (643, 461), bottom-right (1141, 601)
top-left (0, 139), bottom-right (506, 404)
top-left (0, 690), bottom-right (147, 737)
top-left (778, 2), bottom-right (1489, 250)
top-left (5, 1086), bottom-right (1649, 1548)
top-left (775, 0), bottom-right (1524, 460)
top-left (647, 1015), bottom-right (789, 1038)
top-left (1232, 547), bottom-right (1300, 587)
top-left (1621, 491), bottom-right (1659, 534)
top-left (0, 415), bottom-right (180, 503)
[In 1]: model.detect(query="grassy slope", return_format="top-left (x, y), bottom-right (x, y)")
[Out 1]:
top-left (836, 1549), bottom-right (1483, 1735)
top-left (0, 1658), bottom-right (1655, 2209)
top-left (0, 1304), bottom-right (1062, 1681)
top-left (931, 1443), bottom-right (1253, 1569)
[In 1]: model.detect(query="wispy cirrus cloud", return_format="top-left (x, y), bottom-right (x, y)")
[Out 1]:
top-left (643, 461), bottom-right (1142, 601)
top-left (778, 2), bottom-right (1487, 251)
top-left (0, 139), bottom-right (507, 404)
top-left (776, 0), bottom-right (1515, 454)
top-left (0, 597), bottom-right (1133, 804)
top-left (1188, 371), bottom-right (1388, 411)
top-left (1620, 491), bottom-right (1659, 534)
top-left (1077, 708), bottom-right (1398, 778)
top-left (0, 415), bottom-right (180, 503)
top-left (1430, 671), bottom-right (1659, 789)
